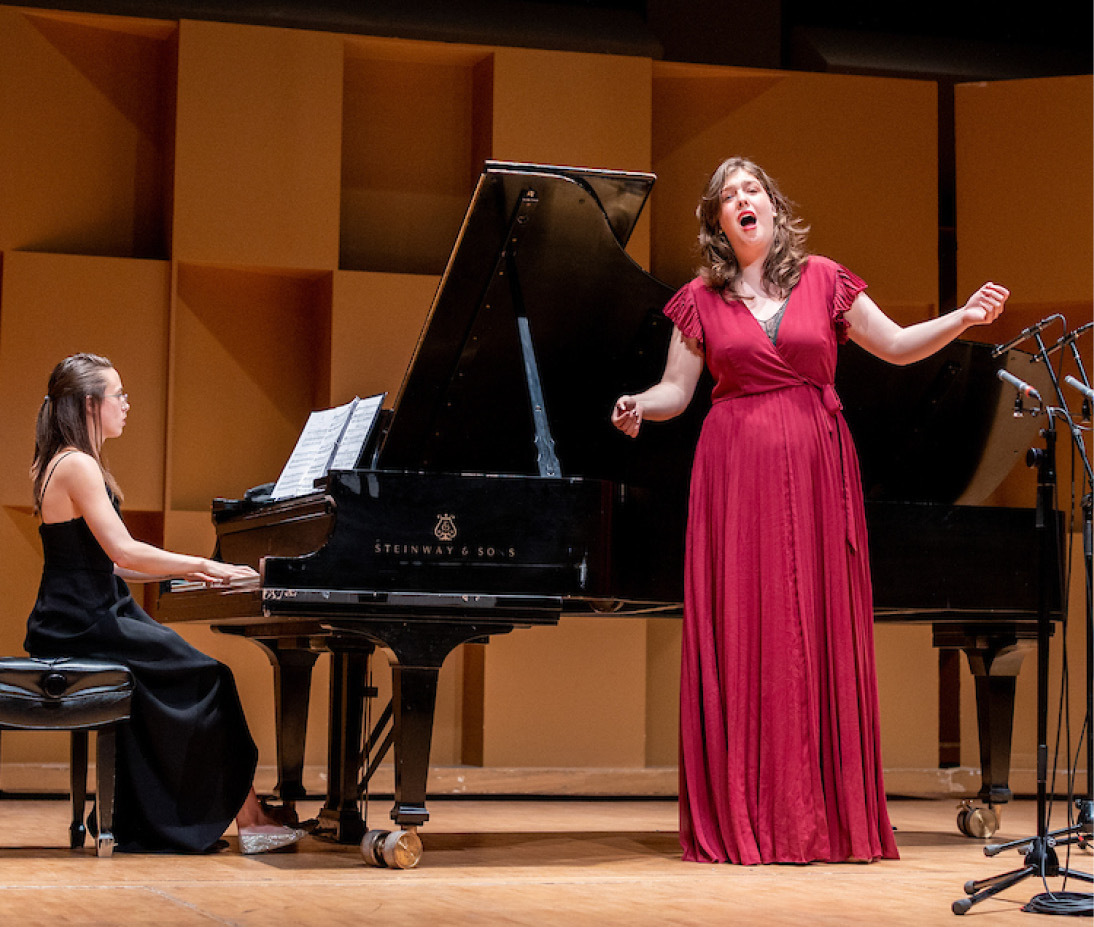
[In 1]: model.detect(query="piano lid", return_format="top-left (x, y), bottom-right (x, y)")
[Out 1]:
top-left (837, 338), bottom-right (1052, 505)
top-left (379, 161), bottom-right (697, 479)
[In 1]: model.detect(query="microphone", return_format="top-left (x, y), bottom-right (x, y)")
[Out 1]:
top-left (1064, 375), bottom-right (1094, 403)
top-left (997, 369), bottom-right (1042, 402)
top-left (991, 317), bottom-right (1060, 357)
top-left (1043, 320), bottom-right (1094, 358)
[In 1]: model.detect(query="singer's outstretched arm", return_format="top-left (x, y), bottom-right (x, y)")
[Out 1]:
top-left (845, 282), bottom-right (1009, 365)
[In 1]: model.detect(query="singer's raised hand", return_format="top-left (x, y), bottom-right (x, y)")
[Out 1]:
top-left (961, 282), bottom-right (1009, 326)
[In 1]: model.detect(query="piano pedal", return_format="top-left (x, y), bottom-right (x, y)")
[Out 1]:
top-left (361, 827), bottom-right (423, 869)
top-left (957, 800), bottom-right (1000, 839)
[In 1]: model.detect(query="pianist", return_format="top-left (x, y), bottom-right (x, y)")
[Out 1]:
top-left (25, 352), bottom-right (305, 855)
top-left (612, 157), bottom-right (1007, 865)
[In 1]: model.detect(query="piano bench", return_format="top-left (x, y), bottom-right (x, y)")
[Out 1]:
top-left (0, 657), bottom-right (133, 857)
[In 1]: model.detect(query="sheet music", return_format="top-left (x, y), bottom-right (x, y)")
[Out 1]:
top-left (271, 394), bottom-right (385, 500)
top-left (330, 394), bottom-right (384, 471)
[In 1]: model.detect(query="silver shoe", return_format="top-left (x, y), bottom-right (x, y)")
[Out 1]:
top-left (239, 825), bottom-right (306, 855)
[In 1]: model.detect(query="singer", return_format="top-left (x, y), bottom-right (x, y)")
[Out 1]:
top-left (611, 157), bottom-right (1008, 866)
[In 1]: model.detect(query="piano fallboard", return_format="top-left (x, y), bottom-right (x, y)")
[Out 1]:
top-left (203, 468), bottom-right (688, 610)
top-left (268, 470), bottom-right (616, 598)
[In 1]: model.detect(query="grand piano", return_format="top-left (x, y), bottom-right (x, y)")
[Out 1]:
top-left (156, 161), bottom-right (1060, 860)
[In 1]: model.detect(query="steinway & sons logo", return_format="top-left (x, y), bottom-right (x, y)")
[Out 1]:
top-left (372, 513), bottom-right (517, 560)
top-left (434, 513), bottom-right (457, 542)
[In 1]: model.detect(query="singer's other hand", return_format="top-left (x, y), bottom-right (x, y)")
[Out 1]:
top-left (612, 396), bottom-right (643, 438)
top-left (960, 282), bottom-right (1009, 326)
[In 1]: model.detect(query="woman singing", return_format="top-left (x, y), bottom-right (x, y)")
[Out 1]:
top-left (612, 158), bottom-right (1007, 864)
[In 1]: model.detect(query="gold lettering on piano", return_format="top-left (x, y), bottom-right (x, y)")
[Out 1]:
top-left (372, 540), bottom-right (519, 560)
top-left (370, 513), bottom-right (517, 561)
top-left (434, 514), bottom-right (457, 542)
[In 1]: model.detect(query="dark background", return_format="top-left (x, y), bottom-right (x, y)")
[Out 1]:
top-left (22, 0), bottom-right (1093, 79)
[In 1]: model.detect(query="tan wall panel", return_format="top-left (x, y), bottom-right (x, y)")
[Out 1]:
top-left (491, 48), bottom-right (653, 267)
top-left (482, 617), bottom-right (648, 767)
top-left (170, 265), bottom-right (332, 509)
top-left (0, 7), bottom-right (175, 258)
top-left (644, 617), bottom-right (681, 767)
top-left (651, 63), bottom-right (938, 312)
top-left (340, 45), bottom-right (490, 275)
top-left (330, 271), bottom-right (438, 404)
top-left (172, 20), bottom-right (343, 269)
top-left (956, 76), bottom-right (1093, 307)
top-left (873, 624), bottom-right (938, 769)
top-left (0, 252), bottom-right (170, 511)
top-left (492, 48), bottom-right (652, 173)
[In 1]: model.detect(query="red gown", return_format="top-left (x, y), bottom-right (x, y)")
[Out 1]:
top-left (667, 255), bottom-right (899, 864)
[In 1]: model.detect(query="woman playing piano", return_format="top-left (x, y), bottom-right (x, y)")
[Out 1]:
top-left (612, 157), bottom-right (1008, 864)
top-left (25, 352), bottom-right (305, 855)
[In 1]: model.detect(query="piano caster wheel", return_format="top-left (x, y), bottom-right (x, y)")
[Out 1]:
top-left (95, 832), bottom-right (116, 858)
top-left (957, 802), bottom-right (999, 839)
top-left (361, 828), bottom-right (422, 869)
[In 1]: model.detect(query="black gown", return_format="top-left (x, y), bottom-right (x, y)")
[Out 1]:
top-left (25, 511), bottom-right (257, 853)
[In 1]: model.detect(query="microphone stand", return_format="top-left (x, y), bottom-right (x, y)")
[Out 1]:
top-left (1016, 324), bottom-right (1093, 846)
top-left (953, 327), bottom-right (1093, 916)
top-left (1042, 325), bottom-right (1093, 855)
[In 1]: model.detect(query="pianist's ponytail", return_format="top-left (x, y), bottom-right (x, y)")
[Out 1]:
top-left (696, 157), bottom-right (810, 299)
top-left (32, 353), bottom-right (123, 514)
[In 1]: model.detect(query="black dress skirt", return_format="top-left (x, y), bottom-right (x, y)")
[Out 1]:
top-left (25, 514), bottom-right (257, 853)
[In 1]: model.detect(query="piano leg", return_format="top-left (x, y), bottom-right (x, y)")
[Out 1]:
top-left (254, 641), bottom-right (319, 804)
top-left (971, 672), bottom-right (1020, 808)
top-left (964, 637), bottom-right (1034, 808)
top-left (389, 663), bottom-right (438, 829)
top-left (313, 622), bottom-right (516, 853)
top-left (317, 647), bottom-right (372, 844)
top-left (935, 626), bottom-right (1036, 837)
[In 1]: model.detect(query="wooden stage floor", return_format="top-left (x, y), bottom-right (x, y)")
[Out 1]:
top-left (0, 797), bottom-right (1090, 926)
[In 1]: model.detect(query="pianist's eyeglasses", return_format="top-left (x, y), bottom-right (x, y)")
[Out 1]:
top-left (105, 391), bottom-right (129, 403)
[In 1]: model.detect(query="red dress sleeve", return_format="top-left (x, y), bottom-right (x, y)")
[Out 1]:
top-left (664, 282), bottom-right (704, 347)
top-left (832, 264), bottom-right (867, 344)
